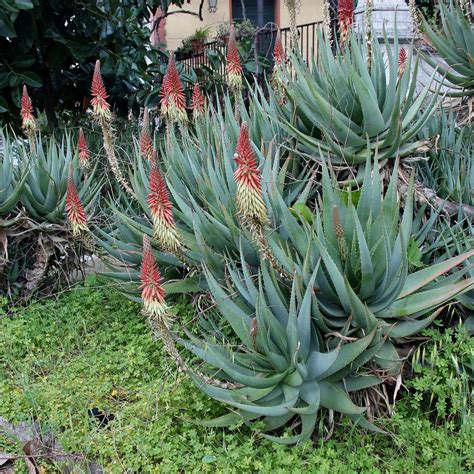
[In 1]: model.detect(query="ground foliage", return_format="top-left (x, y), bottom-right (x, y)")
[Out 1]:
top-left (0, 283), bottom-right (472, 472)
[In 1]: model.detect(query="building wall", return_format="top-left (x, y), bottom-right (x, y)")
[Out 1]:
top-left (163, 0), bottom-right (324, 51)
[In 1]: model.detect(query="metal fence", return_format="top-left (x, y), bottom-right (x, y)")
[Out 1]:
top-left (177, 21), bottom-right (322, 79)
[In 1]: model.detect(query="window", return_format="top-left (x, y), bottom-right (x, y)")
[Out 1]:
top-left (231, 0), bottom-right (275, 28)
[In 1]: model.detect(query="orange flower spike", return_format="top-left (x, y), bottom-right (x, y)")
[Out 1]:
top-left (140, 107), bottom-right (154, 160)
top-left (66, 167), bottom-right (88, 236)
top-left (20, 85), bottom-right (36, 132)
top-left (398, 48), bottom-right (408, 77)
top-left (77, 128), bottom-right (91, 167)
top-left (338, 0), bottom-right (354, 45)
top-left (191, 83), bottom-right (205, 119)
top-left (226, 24), bottom-right (243, 91)
top-left (90, 60), bottom-right (111, 120)
top-left (273, 31), bottom-right (286, 66)
top-left (234, 122), bottom-right (268, 226)
top-left (147, 161), bottom-right (181, 254)
top-left (160, 52), bottom-right (187, 124)
top-left (139, 234), bottom-right (168, 318)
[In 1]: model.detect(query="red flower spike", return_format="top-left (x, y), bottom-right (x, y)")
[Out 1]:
top-left (139, 234), bottom-right (167, 317)
top-left (21, 85), bottom-right (36, 132)
top-left (140, 107), bottom-right (154, 160)
top-left (273, 31), bottom-right (286, 65)
top-left (338, 0), bottom-right (354, 45)
top-left (160, 52), bottom-right (187, 124)
top-left (90, 60), bottom-right (111, 120)
top-left (234, 122), bottom-right (268, 225)
top-left (147, 161), bottom-right (181, 253)
top-left (398, 48), bottom-right (408, 77)
top-left (66, 167), bottom-right (88, 236)
top-left (77, 128), bottom-right (91, 166)
top-left (191, 83), bottom-right (205, 119)
top-left (226, 24), bottom-right (243, 91)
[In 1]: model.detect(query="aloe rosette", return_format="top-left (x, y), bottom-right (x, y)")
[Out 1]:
top-left (275, 30), bottom-right (439, 164)
top-left (19, 135), bottom-right (101, 224)
top-left (182, 262), bottom-right (383, 444)
top-left (417, 110), bottom-right (473, 208)
top-left (422, 2), bottom-right (474, 96)
top-left (266, 157), bottom-right (474, 370)
top-left (0, 131), bottom-right (27, 217)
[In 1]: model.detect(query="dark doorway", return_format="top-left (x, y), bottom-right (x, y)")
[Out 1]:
top-left (231, 0), bottom-right (276, 28)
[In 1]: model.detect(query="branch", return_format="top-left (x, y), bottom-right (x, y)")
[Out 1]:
top-left (398, 167), bottom-right (474, 221)
top-left (152, 1), bottom-right (205, 37)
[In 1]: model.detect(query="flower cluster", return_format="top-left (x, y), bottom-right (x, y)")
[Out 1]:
top-left (140, 234), bottom-right (168, 318)
top-left (226, 25), bottom-right (243, 92)
top-left (20, 86), bottom-right (36, 132)
top-left (398, 48), bottom-right (408, 77)
top-left (160, 53), bottom-right (187, 124)
top-left (66, 167), bottom-right (88, 236)
top-left (191, 84), bottom-right (206, 119)
top-left (147, 161), bottom-right (182, 254)
top-left (273, 32), bottom-right (286, 66)
top-left (90, 60), bottom-right (111, 120)
top-left (234, 122), bottom-right (268, 226)
top-left (338, 0), bottom-right (354, 47)
top-left (271, 31), bottom-right (287, 105)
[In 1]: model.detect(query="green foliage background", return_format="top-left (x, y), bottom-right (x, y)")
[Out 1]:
top-left (0, 0), bottom-right (190, 128)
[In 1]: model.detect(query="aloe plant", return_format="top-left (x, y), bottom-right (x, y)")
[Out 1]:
top-left (266, 158), bottom-right (474, 370)
top-left (19, 135), bottom-right (101, 224)
top-left (422, 2), bottom-right (474, 96)
top-left (274, 30), bottom-right (439, 164)
top-left (182, 262), bottom-right (383, 445)
top-left (417, 110), bottom-right (473, 208)
top-left (0, 131), bottom-right (27, 217)
top-left (94, 99), bottom-right (312, 296)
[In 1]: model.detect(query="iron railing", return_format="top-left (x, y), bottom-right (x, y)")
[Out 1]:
top-left (176, 21), bottom-right (322, 78)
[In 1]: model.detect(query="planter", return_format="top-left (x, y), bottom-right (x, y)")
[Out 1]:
top-left (217, 34), bottom-right (229, 47)
top-left (191, 38), bottom-right (205, 55)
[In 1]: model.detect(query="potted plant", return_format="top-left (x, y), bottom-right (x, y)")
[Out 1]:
top-left (235, 19), bottom-right (256, 38)
top-left (216, 22), bottom-right (230, 46)
top-left (190, 27), bottom-right (210, 55)
top-left (175, 38), bottom-right (193, 60)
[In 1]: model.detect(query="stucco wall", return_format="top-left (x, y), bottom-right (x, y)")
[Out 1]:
top-left (164, 0), bottom-right (324, 51)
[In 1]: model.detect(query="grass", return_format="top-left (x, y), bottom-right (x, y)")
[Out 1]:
top-left (0, 279), bottom-right (472, 473)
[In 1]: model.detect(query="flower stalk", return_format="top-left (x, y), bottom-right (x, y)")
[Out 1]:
top-left (226, 25), bottom-right (243, 93)
top-left (77, 128), bottom-right (91, 170)
top-left (90, 60), bottom-right (135, 198)
top-left (140, 107), bottom-right (154, 160)
top-left (20, 85), bottom-right (36, 153)
top-left (234, 122), bottom-right (284, 274)
top-left (66, 167), bottom-right (88, 236)
top-left (160, 52), bottom-right (188, 125)
top-left (147, 161), bottom-right (183, 256)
